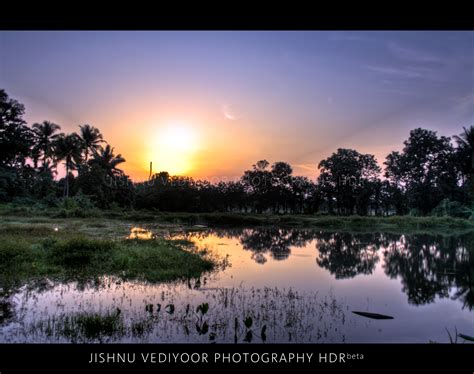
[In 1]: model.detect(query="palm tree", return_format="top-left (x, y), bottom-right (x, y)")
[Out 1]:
top-left (54, 133), bottom-right (83, 197)
top-left (89, 144), bottom-right (126, 177)
top-left (78, 124), bottom-right (104, 162)
top-left (454, 126), bottom-right (474, 187)
top-left (455, 126), bottom-right (474, 148)
top-left (31, 121), bottom-right (61, 169)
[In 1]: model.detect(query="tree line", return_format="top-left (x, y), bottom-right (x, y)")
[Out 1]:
top-left (1, 89), bottom-right (472, 217)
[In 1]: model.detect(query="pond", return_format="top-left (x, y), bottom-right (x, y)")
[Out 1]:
top-left (1, 227), bottom-right (473, 343)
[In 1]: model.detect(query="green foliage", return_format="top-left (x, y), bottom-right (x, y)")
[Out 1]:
top-left (432, 199), bottom-right (474, 219)
top-left (61, 308), bottom-right (124, 343)
top-left (385, 128), bottom-right (459, 215)
top-left (0, 237), bottom-right (34, 269)
top-left (114, 239), bottom-right (213, 282)
top-left (46, 237), bottom-right (115, 267)
top-left (0, 223), bottom-right (215, 283)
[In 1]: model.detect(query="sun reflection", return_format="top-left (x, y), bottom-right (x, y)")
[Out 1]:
top-left (128, 227), bottom-right (154, 240)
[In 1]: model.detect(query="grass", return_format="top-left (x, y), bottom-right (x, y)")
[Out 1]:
top-left (21, 286), bottom-right (348, 343)
top-left (119, 212), bottom-right (474, 234)
top-left (3, 201), bottom-right (474, 233)
top-left (0, 225), bottom-right (215, 284)
top-left (45, 308), bottom-right (125, 343)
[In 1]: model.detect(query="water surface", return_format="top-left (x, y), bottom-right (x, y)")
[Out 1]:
top-left (1, 227), bottom-right (473, 343)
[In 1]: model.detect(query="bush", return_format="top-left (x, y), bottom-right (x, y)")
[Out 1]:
top-left (431, 198), bottom-right (473, 219)
top-left (60, 192), bottom-right (96, 211)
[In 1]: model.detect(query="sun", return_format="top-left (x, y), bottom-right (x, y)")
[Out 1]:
top-left (149, 124), bottom-right (199, 176)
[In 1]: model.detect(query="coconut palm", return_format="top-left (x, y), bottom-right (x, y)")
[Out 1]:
top-left (89, 144), bottom-right (125, 177)
top-left (78, 124), bottom-right (104, 162)
top-left (54, 133), bottom-right (83, 197)
top-left (31, 121), bottom-right (61, 169)
top-left (454, 126), bottom-right (474, 186)
top-left (455, 126), bottom-right (474, 148)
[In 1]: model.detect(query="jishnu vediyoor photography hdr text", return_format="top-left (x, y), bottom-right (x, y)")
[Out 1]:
top-left (88, 351), bottom-right (364, 364)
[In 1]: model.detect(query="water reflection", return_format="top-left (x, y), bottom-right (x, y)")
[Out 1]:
top-left (316, 232), bottom-right (381, 279)
top-left (168, 228), bottom-right (474, 310)
top-left (127, 227), bottom-right (155, 240)
top-left (383, 234), bottom-right (474, 309)
top-left (240, 228), bottom-right (316, 262)
top-left (0, 280), bottom-right (349, 343)
top-left (1, 226), bottom-right (473, 343)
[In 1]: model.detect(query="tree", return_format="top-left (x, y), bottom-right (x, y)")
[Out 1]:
top-left (270, 162), bottom-right (293, 213)
top-left (385, 128), bottom-right (458, 215)
top-left (454, 125), bottom-right (474, 201)
top-left (290, 176), bottom-right (317, 214)
top-left (242, 160), bottom-right (272, 213)
top-left (31, 120), bottom-right (61, 169)
top-left (0, 90), bottom-right (34, 201)
top-left (78, 124), bottom-right (104, 162)
top-left (89, 144), bottom-right (125, 177)
top-left (317, 148), bottom-right (381, 215)
top-left (0, 89), bottom-right (32, 168)
top-left (54, 133), bottom-right (83, 197)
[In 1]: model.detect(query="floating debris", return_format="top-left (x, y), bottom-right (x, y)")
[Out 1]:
top-left (458, 333), bottom-right (474, 342)
top-left (352, 311), bottom-right (394, 320)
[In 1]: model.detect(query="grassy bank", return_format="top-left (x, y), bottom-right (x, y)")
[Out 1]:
top-left (0, 225), bottom-right (214, 284)
top-left (1, 202), bottom-right (474, 234)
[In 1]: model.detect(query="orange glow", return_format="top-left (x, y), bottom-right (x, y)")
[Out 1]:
top-left (127, 227), bottom-right (154, 240)
top-left (147, 124), bottom-right (199, 176)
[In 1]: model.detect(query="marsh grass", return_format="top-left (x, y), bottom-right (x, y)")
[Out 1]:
top-left (0, 232), bottom-right (215, 283)
top-left (20, 286), bottom-right (349, 343)
top-left (34, 308), bottom-right (125, 343)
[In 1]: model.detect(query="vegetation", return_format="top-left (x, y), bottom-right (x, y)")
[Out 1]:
top-left (0, 225), bottom-right (214, 284)
top-left (1, 88), bottom-right (473, 217)
top-left (16, 287), bottom-right (347, 343)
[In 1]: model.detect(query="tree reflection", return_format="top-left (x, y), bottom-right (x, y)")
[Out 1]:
top-left (175, 227), bottom-right (474, 311)
top-left (315, 232), bottom-right (381, 279)
top-left (240, 228), bottom-right (315, 261)
top-left (383, 234), bottom-right (474, 309)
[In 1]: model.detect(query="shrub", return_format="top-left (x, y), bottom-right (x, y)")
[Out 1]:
top-left (431, 198), bottom-right (473, 219)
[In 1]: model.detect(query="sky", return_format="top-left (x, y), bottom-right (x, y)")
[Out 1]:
top-left (1, 31), bottom-right (473, 181)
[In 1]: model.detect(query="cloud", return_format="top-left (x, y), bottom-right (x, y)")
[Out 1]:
top-left (453, 92), bottom-right (474, 116)
top-left (365, 65), bottom-right (426, 79)
top-left (365, 64), bottom-right (442, 81)
top-left (293, 163), bottom-right (317, 172)
top-left (388, 42), bottom-right (445, 63)
top-left (221, 104), bottom-right (240, 121)
top-left (329, 32), bottom-right (374, 43)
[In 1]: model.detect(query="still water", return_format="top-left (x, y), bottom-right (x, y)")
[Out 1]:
top-left (1, 227), bottom-right (473, 343)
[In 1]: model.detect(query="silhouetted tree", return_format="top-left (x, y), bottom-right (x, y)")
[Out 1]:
top-left (454, 125), bottom-right (474, 202)
top-left (54, 133), bottom-right (83, 197)
top-left (78, 124), bottom-right (104, 162)
top-left (0, 89), bottom-right (32, 168)
top-left (318, 149), bottom-right (381, 215)
top-left (89, 144), bottom-right (125, 177)
top-left (385, 128), bottom-right (458, 215)
top-left (31, 120), bottom-right (61, 169)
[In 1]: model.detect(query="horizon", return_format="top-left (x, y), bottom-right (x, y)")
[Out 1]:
top-left (1, 31), bottom-right (473, 181)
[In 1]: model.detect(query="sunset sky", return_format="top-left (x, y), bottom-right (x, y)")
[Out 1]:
top-left (1, 31), bottom-right (473, 181)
